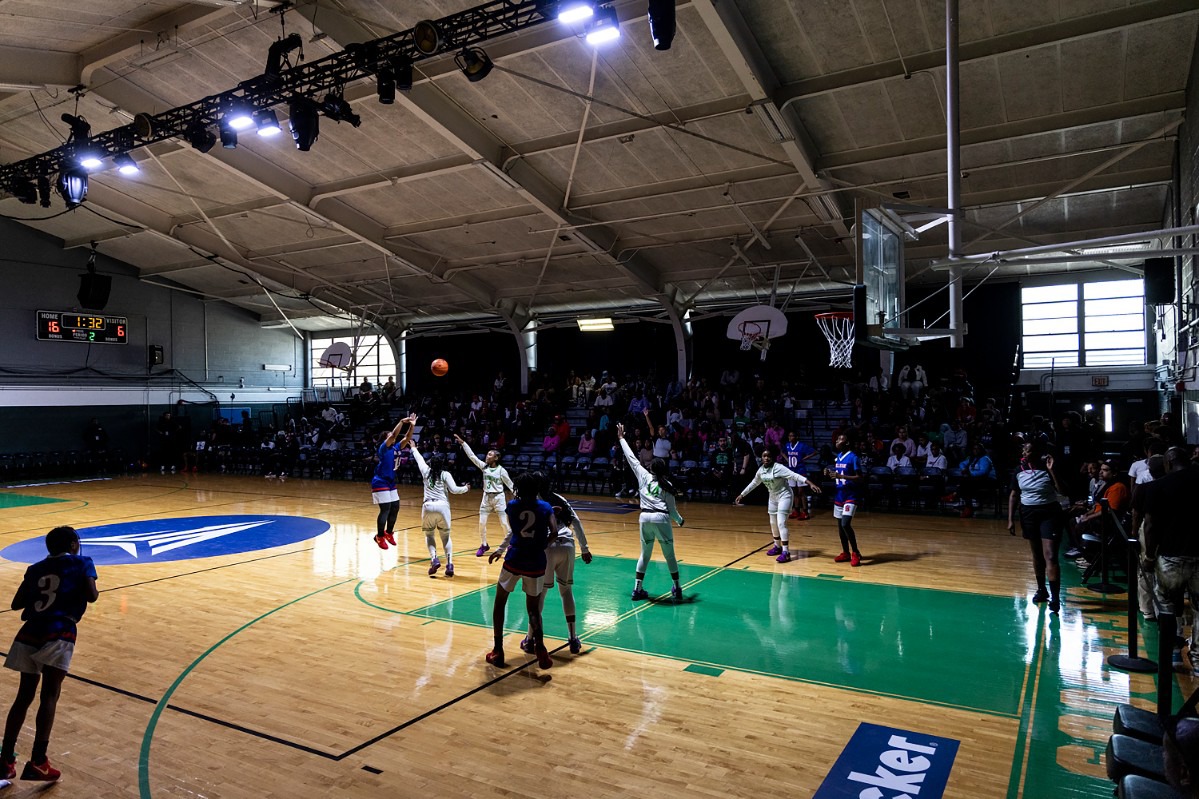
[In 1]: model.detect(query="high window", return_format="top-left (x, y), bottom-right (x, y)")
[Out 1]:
top-left (1020, 279), bottom-right (1145, 369)
top-left (310, 335), bottom-right (397, 388)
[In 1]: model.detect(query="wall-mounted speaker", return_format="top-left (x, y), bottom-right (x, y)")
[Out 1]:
top-left (77, 273), bottom-right (111, 310)
top-left (1145, 257), bottom-right (1175, 305)
top-left (148, 345), bottom-right (164, 366)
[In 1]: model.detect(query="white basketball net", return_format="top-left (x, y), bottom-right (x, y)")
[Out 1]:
top-left (816, 314), bottom-right (855, 369)
top-left (738, 323), bottom-right (770, 361)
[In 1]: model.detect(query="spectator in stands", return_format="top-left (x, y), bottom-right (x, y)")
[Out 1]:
top-left (913, 432), bottom-right (931, 467)
top-left (943, 420), bottom-right (967, 464)
top-left (381, 376), bottom-right (396, 401)
top-left (84, 418), bottom-right (108, 457)
top-left (577, 430), bottom-right (596, 456)
top-left (764, 419), bottom-right (785, 449)
top-left (1130, 438), bottom-right (1167, 485)
top-left (593, 387), bottom-right (614, 409)
top-left (886, 443), bottom-right (911, 470)
top-left (955, 443), bottom-right (996, 518)
top-left (1066, 461), bottom-right (1129, 559)
top-left (719, 367), bottom-right (740, 388)
top-left (627, 391), bottom-right (650, 417)
top-left (1131, 454), bottom-right (1166, 620)
top-left (891, 426), bottom-right (915, 458)
top-left (924, 442), bottom-right (948, 470)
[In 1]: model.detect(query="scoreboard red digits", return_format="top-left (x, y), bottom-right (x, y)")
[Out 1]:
top-left (36, 311), bottom-right (128, 344)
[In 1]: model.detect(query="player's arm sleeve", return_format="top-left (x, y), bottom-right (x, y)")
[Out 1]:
top-left (740, 471), bottom-right (763, 497)
top-left (572, 517), bottom-right (589, 552)
top-left (663, 489), bottom-right (684, 526)
top-left (619, 437), bottom-right (651, 487)
top-left (444, 472), bottom-right (470, 494)
top-left (778, 465), bottom-right (807, 485)
top-left (460, 442), bottom-right (486, 471)
top-left (500, 467), bottom-right (515, 491)
top-left (410, 446), bottom-right (430, 479)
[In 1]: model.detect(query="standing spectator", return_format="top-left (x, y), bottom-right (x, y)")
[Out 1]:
top-left (1143, 447), bottom-right (1199, 670)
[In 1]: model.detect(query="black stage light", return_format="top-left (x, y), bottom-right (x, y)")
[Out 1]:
top-left (113, 152), bottom-right (140, 175)
top-left (265, 32), bottom-right (303, 77)
top-left (648, 0), bottom-right (675, 50)
top-left (57, 169), bottom-right (88, 208)
top-left (220, 125), bottom-right (238, 149)
top-left (37, 174), bottom-right (51, 207)
top-left (413, 20), bottom-right (444, 55)
top-left (377, 67), bottom-right (396, 104)
top-left (13, 180), bottom-right (37, 204)
top-left (185, 121), bottom-right (216, 153)
top-left (289, 97), bottom-right (320, 151)
top-left (455, 48), bottom-right (494, 83)
top-left (60, 113), bottom-right (91, 140)
top-left (396, 56), bottom-right (414, 91)
top-left (320, 93), bottom-right (361, 127)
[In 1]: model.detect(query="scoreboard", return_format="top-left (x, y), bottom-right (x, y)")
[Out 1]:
top-left (36, 311), bottom-right (128, 344)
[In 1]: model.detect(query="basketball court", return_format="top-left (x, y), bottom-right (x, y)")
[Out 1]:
top-left (0, 473), bottom-right (1169, 798)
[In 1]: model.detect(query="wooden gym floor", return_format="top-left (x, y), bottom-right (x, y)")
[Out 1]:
top-left (0, 473), bottom-right (1176, 798)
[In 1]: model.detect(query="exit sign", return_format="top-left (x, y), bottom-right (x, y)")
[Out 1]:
top-left (1092, 376), bottom-right (1109, 387)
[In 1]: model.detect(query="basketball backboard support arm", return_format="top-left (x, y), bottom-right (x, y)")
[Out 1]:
top-left (946, 0), bottom-right (966, 349)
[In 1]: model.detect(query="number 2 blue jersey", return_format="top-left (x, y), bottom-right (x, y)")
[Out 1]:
top-left (503, 498), bottom-right (553, 576)
top-left (16, 553), bottom-right (96, 645)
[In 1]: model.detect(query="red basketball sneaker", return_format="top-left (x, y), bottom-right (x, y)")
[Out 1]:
top-left (373, 534), bottom-right (388, 550)
top-left (21, 759), bottom-right (60, 781)
top-left (850, 552), bottom-right (862, 567)
top-left (834, 551), bottom-right (851, 563)
top-left (383, 531), bottom-right (395, 546)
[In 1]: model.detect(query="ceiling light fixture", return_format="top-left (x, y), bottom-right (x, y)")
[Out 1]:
top-left (577, 317), bottom-right (614, 332)
top-left (557, 1), bottom-right (596, 24)
top-left (396, 56), bottom-right (414, 91)
top-left (455, 48), bottom-right (494, 82)
top-left (647, 0), bottom-right (675, 50)
top-left (320, 93), bottom-right (361, 126)
top-left (255, 109), bottom-right (282, 137)
top-left (412, 19), bottom-right (444, 55)
top-left (289, 97), bottom-right (320, 151)
top-left (78, 151), bottom-right (104, 170)
top-left (585, 6), bottom-right (620, 45)
top-left (113, 153), bottom-right (140, 175)
top-left (220, 125), bottom-right (238, 149)
top-left (57, 170), bottom-right (88, 208)
top-left (377, 67), bottom-right (396, 104)
top-left (224, 99), bottom-right (255, 131)
top-left (37, 175), bottom-right (50, 208)
top-left (185, 121), bottom-right (216, 153)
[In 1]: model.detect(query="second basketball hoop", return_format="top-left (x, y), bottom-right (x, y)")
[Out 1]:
top-left (726, 305), bottom-right (787, 362)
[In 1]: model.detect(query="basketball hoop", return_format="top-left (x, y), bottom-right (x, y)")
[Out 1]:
top-left (317, 341), bottom-right (355, 373)
top-left (815, 312), bottom-right (855, 368)
top-left (737, 321), bottom-right (770, 361)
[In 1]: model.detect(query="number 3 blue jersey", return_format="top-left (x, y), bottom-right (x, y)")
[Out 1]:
top-left (503, 499), bottom-right (553, 576)
top-left (16, 553), bottom-right (96, 645)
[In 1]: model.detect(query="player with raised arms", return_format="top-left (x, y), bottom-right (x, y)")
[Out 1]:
top-left (516, 473), bottom-right (593, 656)
top-left (824, 433), bottom-right (864, 566)
top-left (370, 413), bottom-right (416, 550)
top-left (735, 443), bottom-right (822, 563)
top-left (486, 473), bottom-right (556, 669)
top-left (402, 418), bottom-right (469, 577)
top-left (454, 434), bottom-right (514, 557)
top-left (616, 421), bottom-right (686, 601)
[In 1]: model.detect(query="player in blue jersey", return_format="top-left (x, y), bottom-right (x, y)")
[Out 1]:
top-left (2, 526), bottom-right (99, 782)
top-left (824, 434), bottom-right (864, 566)
top-left (370, 413), bottom-right (417, 550)
top-left (517, 473), bottom-right (592, 656)
top-left (486, 473), bottom-right (557, 669)
top-left (783, 431), bottom-right (818, 521)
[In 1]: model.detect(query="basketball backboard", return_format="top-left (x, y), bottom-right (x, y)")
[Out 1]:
top-left (726, 305), bottom-right (788, 361)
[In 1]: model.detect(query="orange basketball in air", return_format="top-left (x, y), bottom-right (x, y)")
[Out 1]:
top-left (431, 358), bottom-right (449, 377)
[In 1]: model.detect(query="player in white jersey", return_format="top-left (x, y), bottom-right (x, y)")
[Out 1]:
top-left (616, 422), bottom-right (686, 602)
top-left (405, 425), bottom-right (470, 577)
top-left (736, 443), bottom-right (822, 563)
top-left (517, 474), bottom-right (593, 655)
top-left (454, 434), bottom-right (514, 557)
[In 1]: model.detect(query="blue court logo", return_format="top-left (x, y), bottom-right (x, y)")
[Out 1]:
top-left (0, 515), bottom-right (330, 566)
top-left (813, 723), bottom-right (960, 799)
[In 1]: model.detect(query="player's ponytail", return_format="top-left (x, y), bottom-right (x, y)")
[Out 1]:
top-left (650, 458), bottom-right (679, 496)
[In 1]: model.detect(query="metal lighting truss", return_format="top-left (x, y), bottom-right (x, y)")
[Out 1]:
top-left (0, 0), bottom-right (556, 195)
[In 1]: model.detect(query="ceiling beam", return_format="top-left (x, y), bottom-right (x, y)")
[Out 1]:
top-left (819, 95), bottom-right (1186, 170)
top-left (689, 0), bottom-right (852, 242)
top-left (774, 0), bottom-right (1199, 106)
top-left (83, 72), bottom-right (502, 313)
